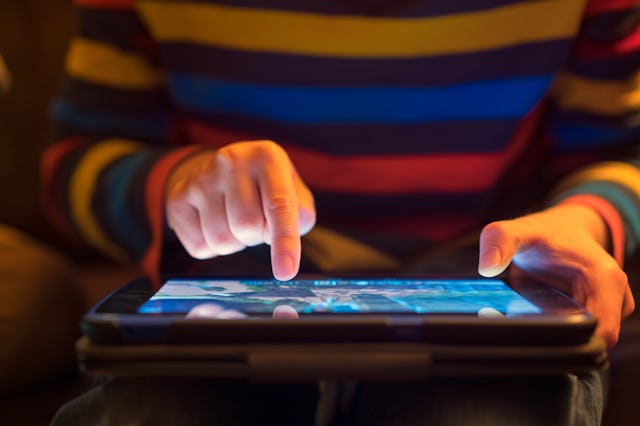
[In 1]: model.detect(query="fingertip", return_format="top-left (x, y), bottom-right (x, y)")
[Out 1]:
top-left (216, 310), bottom-right (248, 319)
top-left (479, 221), bottom-right (519, 277)
top-left (478, 246), bottom-right (506, 277)
top-left (273, 254), bottom-right (298, 281)
top-left (273, 305), bottom-right (299, 319)
top-left (186, 303), bottom-right (224, 319)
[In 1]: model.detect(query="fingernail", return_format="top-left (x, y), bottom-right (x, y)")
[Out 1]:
top-left (479, 246), bottom-right (502, 276)
top-left (273, 305), bottom-right (299, 319)
top-left (275, 255), bottom-right (296, 281)
top-left (186, 303), bottom-right (224, 319)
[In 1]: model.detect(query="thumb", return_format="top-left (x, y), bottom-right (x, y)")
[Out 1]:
top-left (478, 221), bottom-right (521, 277)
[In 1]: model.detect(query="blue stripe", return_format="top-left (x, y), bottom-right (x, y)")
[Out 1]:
top-left (101, 152), bottom-right (153, 256)
top-left (51, 100), bottom-right (169, 143)
top-left (551, 181), bottom-right (640, 256)
top-left (553, 123), bottom-right (640, 149)
top-left (169, 74), bottom-right (551, 124)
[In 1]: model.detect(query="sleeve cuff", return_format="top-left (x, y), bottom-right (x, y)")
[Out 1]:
top-left (142, 145), bottom-right (207, 287)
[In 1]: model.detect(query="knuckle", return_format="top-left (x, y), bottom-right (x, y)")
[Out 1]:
top-left (612, 266), bottom-right (628, 284)
top-left (231, 215), bottom-right (265, 246)
top-left (165, 199), bottom-right (184, 222)
top-left (165, 200), bottom-right (194, 228)
top-left (190, 152), bottom-right (218, 177)
top-left (267, 196), bottom-right (296, 216)
top-left (598, 261), bottom-right (628, 287)
top-left (481, 221), bottom-right (510, 242)
top-left (254, 140), bottom-right (285, 162)
top-left (186, 184), bottom-right (207, 206)
top-left (612, 271), bottom-right (629, 292)
top-left (214, 150), bottom-right (234, 172)
top-left (207, 230), bottom-right (237, 248)
top-left (233, 213), bottom-right (264, 233)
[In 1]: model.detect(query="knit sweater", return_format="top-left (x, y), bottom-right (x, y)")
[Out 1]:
top-left (43, 0), bottom-right (640, 273)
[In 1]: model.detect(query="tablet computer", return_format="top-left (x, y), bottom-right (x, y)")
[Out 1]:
top-left (77, 275), bottom-right (607, 380)
top-left (85, 275), bottom-right (598, 344)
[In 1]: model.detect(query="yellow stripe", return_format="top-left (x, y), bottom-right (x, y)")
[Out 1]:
top-left (69, 140), bottom-right (141, 260)
top-left (302, 227), bottom-right (400, 272)
top-left (137, 0), bottom-right (584, 58)
top-left (552, 71), bottom-right (640, 116)
top-left (66, 38), bottom-right (164, 89)
top-left (554, 162), bottom-right (640, 198)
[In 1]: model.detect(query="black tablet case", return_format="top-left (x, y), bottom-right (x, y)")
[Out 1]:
top-left (76, 279), bottom-right (608, 382)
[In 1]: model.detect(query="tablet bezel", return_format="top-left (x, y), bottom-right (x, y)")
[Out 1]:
top-left (82, 274), bottom-right (597, 346)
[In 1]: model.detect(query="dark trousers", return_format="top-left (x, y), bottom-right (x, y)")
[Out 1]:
top-left (52, 371), bottom-right (606, 426)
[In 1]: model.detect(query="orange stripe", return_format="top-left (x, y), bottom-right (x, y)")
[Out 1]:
top-left (183, 107), bottom-right (542, 194)
top-left (559, 194), bottom-right (626, 266)
top-left (40, 137), bottom-right (90, 234)
top-left (142, 145), bottom-right (206, 288)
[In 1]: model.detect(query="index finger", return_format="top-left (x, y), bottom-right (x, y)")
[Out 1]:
top-left (257, 155), bottom-right (301, 281)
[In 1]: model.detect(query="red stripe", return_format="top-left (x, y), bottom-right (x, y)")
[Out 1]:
top-left (575, 25), bottom-right (640, 60)
top-left (142, 146), bottom-right (206, 288)
top-left (585, 0), bottom-right (640, 16)
top-left (333, 215), bottom-right (479, 242)
top-left (74, 0), bottom-right (134, 9)
top-left (559, 194), bottom-right (626, 266)
top-left (183, 107), bottom-right (542, 195)
top-left (40, 137), bottom-right (90, 234)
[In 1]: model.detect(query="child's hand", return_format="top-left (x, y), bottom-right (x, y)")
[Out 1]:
top-left (166, 141), bottom-right (316, 281)
top-left (479, 203), bottom-right (635, 348)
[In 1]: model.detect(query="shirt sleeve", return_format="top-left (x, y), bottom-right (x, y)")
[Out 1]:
top-left (41, 0), bottom-right (203, 267)
top-left (546, 0), bottom-right (640, 262)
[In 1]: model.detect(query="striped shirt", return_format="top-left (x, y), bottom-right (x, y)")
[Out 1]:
top-left (43, 0), bottom-right (640, 274)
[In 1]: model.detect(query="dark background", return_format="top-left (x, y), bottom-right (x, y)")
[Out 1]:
top-left (0, 1), bottom-right (638, 424)
top-left (0, 0), bottom-right (75, 244)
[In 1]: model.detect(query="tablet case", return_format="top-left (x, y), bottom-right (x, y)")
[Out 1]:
top-left (76, 335), bottom-right (608, 381)
top-left (76, 277), bottom-right (608, 381)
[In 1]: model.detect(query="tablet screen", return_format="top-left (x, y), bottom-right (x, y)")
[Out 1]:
top-left (137, 278), bottom-right (542, 316)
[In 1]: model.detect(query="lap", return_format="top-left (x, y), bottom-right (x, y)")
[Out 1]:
top-left (52, 378), bottom-right (319, 426)
top-left (52, 371), bottom-right (606, 426)
top-left (344, 371), bottom-right (606, 426)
